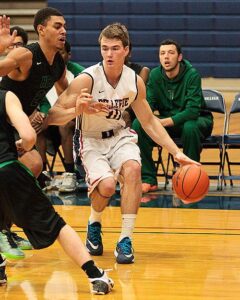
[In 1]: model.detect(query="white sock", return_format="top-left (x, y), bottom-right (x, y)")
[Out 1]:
top-left (119, 214), bottom-right (136, 242)
top-left (89, 206), bottom-right (103, 224)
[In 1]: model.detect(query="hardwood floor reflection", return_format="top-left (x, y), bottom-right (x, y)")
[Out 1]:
top-left (1, 206), bottom-right (240, 299)
top-left (2, 82), bottom-right (240, 299)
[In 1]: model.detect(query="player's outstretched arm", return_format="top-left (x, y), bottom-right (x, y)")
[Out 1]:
top-left (47, 74), bottom-right (109, 126)
top-left (0, 46), bottom-right (32, 76)
top-left (132, 77), bottom-right (200, 166)
top-left (5, 91), bottom-right (36, 151)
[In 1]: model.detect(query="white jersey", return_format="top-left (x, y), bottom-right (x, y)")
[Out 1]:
top-left (81, 63), bottom-right (138, 135)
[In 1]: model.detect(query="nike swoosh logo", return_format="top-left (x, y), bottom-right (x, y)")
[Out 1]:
top-left (99, 90), bottom-right (104, 93)
top-left (87, 239), bottom-right (99, 250)
top-left (124, 253), bottom-right (133, 258)
top-left (36, 62), bottom-right (42, 65)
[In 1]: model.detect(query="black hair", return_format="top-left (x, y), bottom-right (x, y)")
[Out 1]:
top-left (160, 39), bottom-right (182, 55)
top-left (33, 7), bottom-right (63, 33)
top-left (10, 26), bottom-right (28, 45)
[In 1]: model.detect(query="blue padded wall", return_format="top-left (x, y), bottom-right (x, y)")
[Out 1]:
top-left (48, 0), bottom-right (240, 78)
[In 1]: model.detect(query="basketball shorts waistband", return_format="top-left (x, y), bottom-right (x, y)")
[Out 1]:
top-left (82, 128), bottom-right (122, 139)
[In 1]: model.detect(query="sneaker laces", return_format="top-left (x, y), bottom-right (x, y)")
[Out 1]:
top-left (118, 238), bottom-right (132, 254)
top-left (89, 224), bottom-right (102, 244)
top-left (1, 231), bottom-right (18, 249)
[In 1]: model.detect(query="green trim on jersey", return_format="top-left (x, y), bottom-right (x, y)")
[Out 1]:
top-left (0, 160), bottom-right (34, 178)
top-left (0, 160), bottom-right (18, 169)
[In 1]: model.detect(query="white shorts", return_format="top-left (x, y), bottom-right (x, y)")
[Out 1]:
top-left (80, 127), bottom-right (141, 194)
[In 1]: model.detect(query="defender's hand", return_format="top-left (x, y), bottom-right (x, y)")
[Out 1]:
top-left (0, 15), bottom-right (17, 53)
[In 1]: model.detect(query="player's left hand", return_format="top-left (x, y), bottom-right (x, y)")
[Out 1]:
top-left (174, 151), bottom-right (201, 166)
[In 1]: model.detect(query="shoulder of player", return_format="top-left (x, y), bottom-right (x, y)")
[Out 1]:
top-left (6, 47), bottom-right (32, 73)
top-left (7, 46), bottom-right (32, 60)
top-left (136, 73), bottom-right (145, 86)
top-left (68, 72), bottom-right (93, 92)
top-left (5, 91), bottom-right (21, 113)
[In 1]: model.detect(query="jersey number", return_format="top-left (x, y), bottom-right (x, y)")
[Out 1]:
top-left (106, 109), bottom-right (122, 120)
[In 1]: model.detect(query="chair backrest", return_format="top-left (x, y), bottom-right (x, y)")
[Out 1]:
top-left (230, 93), bottom-right (240, 114)
top-left (202, 89), bottom-right (227, 136)
top-left (202, 89), bottom-right (226, 114)
top-left (225, 93), bottom-right (240, 134)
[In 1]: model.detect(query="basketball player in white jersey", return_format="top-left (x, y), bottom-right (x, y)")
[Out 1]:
top-left (46, 23), bottom-right (199, 264)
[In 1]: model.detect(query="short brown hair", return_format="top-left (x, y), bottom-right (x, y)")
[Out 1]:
top-left (98, 23), bottom-right (129, 47)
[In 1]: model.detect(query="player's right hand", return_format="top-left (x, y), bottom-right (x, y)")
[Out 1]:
top-left (76, 88), bottom-right (109, 115)
top-left (174, 151), bottom-right (201, 166)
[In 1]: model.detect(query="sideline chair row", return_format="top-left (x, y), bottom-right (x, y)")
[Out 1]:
top-left (156, 89), bottom-right (240, 190)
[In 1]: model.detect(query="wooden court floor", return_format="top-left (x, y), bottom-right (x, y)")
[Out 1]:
top-left (1, 205), bottom-right (240, 300)
top-left (1, 79), bottom-right (240, 299)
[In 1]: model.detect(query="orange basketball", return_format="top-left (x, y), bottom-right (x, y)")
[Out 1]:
top-left (172, 164), bottom-right (209, 204)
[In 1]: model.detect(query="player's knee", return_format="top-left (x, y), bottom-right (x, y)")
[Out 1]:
top-left (19, 151), bottom-right (43, 177)
top-left (122, 160), bottom-right (141, 182)
top-left (98, 177), bottom-right (116, 197)
top-left (30, 157), bottom-right (43, 177)
top-left (33, 160), bottom-right (43, 177)
top-left (183, 120), bottom-right (198, 131)
top-left (182, 121), bottom-right (199, 137)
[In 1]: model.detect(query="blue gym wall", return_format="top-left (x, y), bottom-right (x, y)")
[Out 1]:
top-left (48, 0), bottom-right (240, 78)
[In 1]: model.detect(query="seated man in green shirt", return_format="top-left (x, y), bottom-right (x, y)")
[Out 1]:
top-left (132, 39), bottom-right (213, 193)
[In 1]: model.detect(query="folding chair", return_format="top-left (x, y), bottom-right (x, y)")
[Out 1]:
top-left (154, 146), bottom-right (167, 181)
top-left (200, 89), bottom-right (227, 190)
top-left (45, 126), bottom-right (65, 174)
top-left (164, 89), bottom-right (227, 190)
top-left (222, 93), bottom-right (240, 184)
